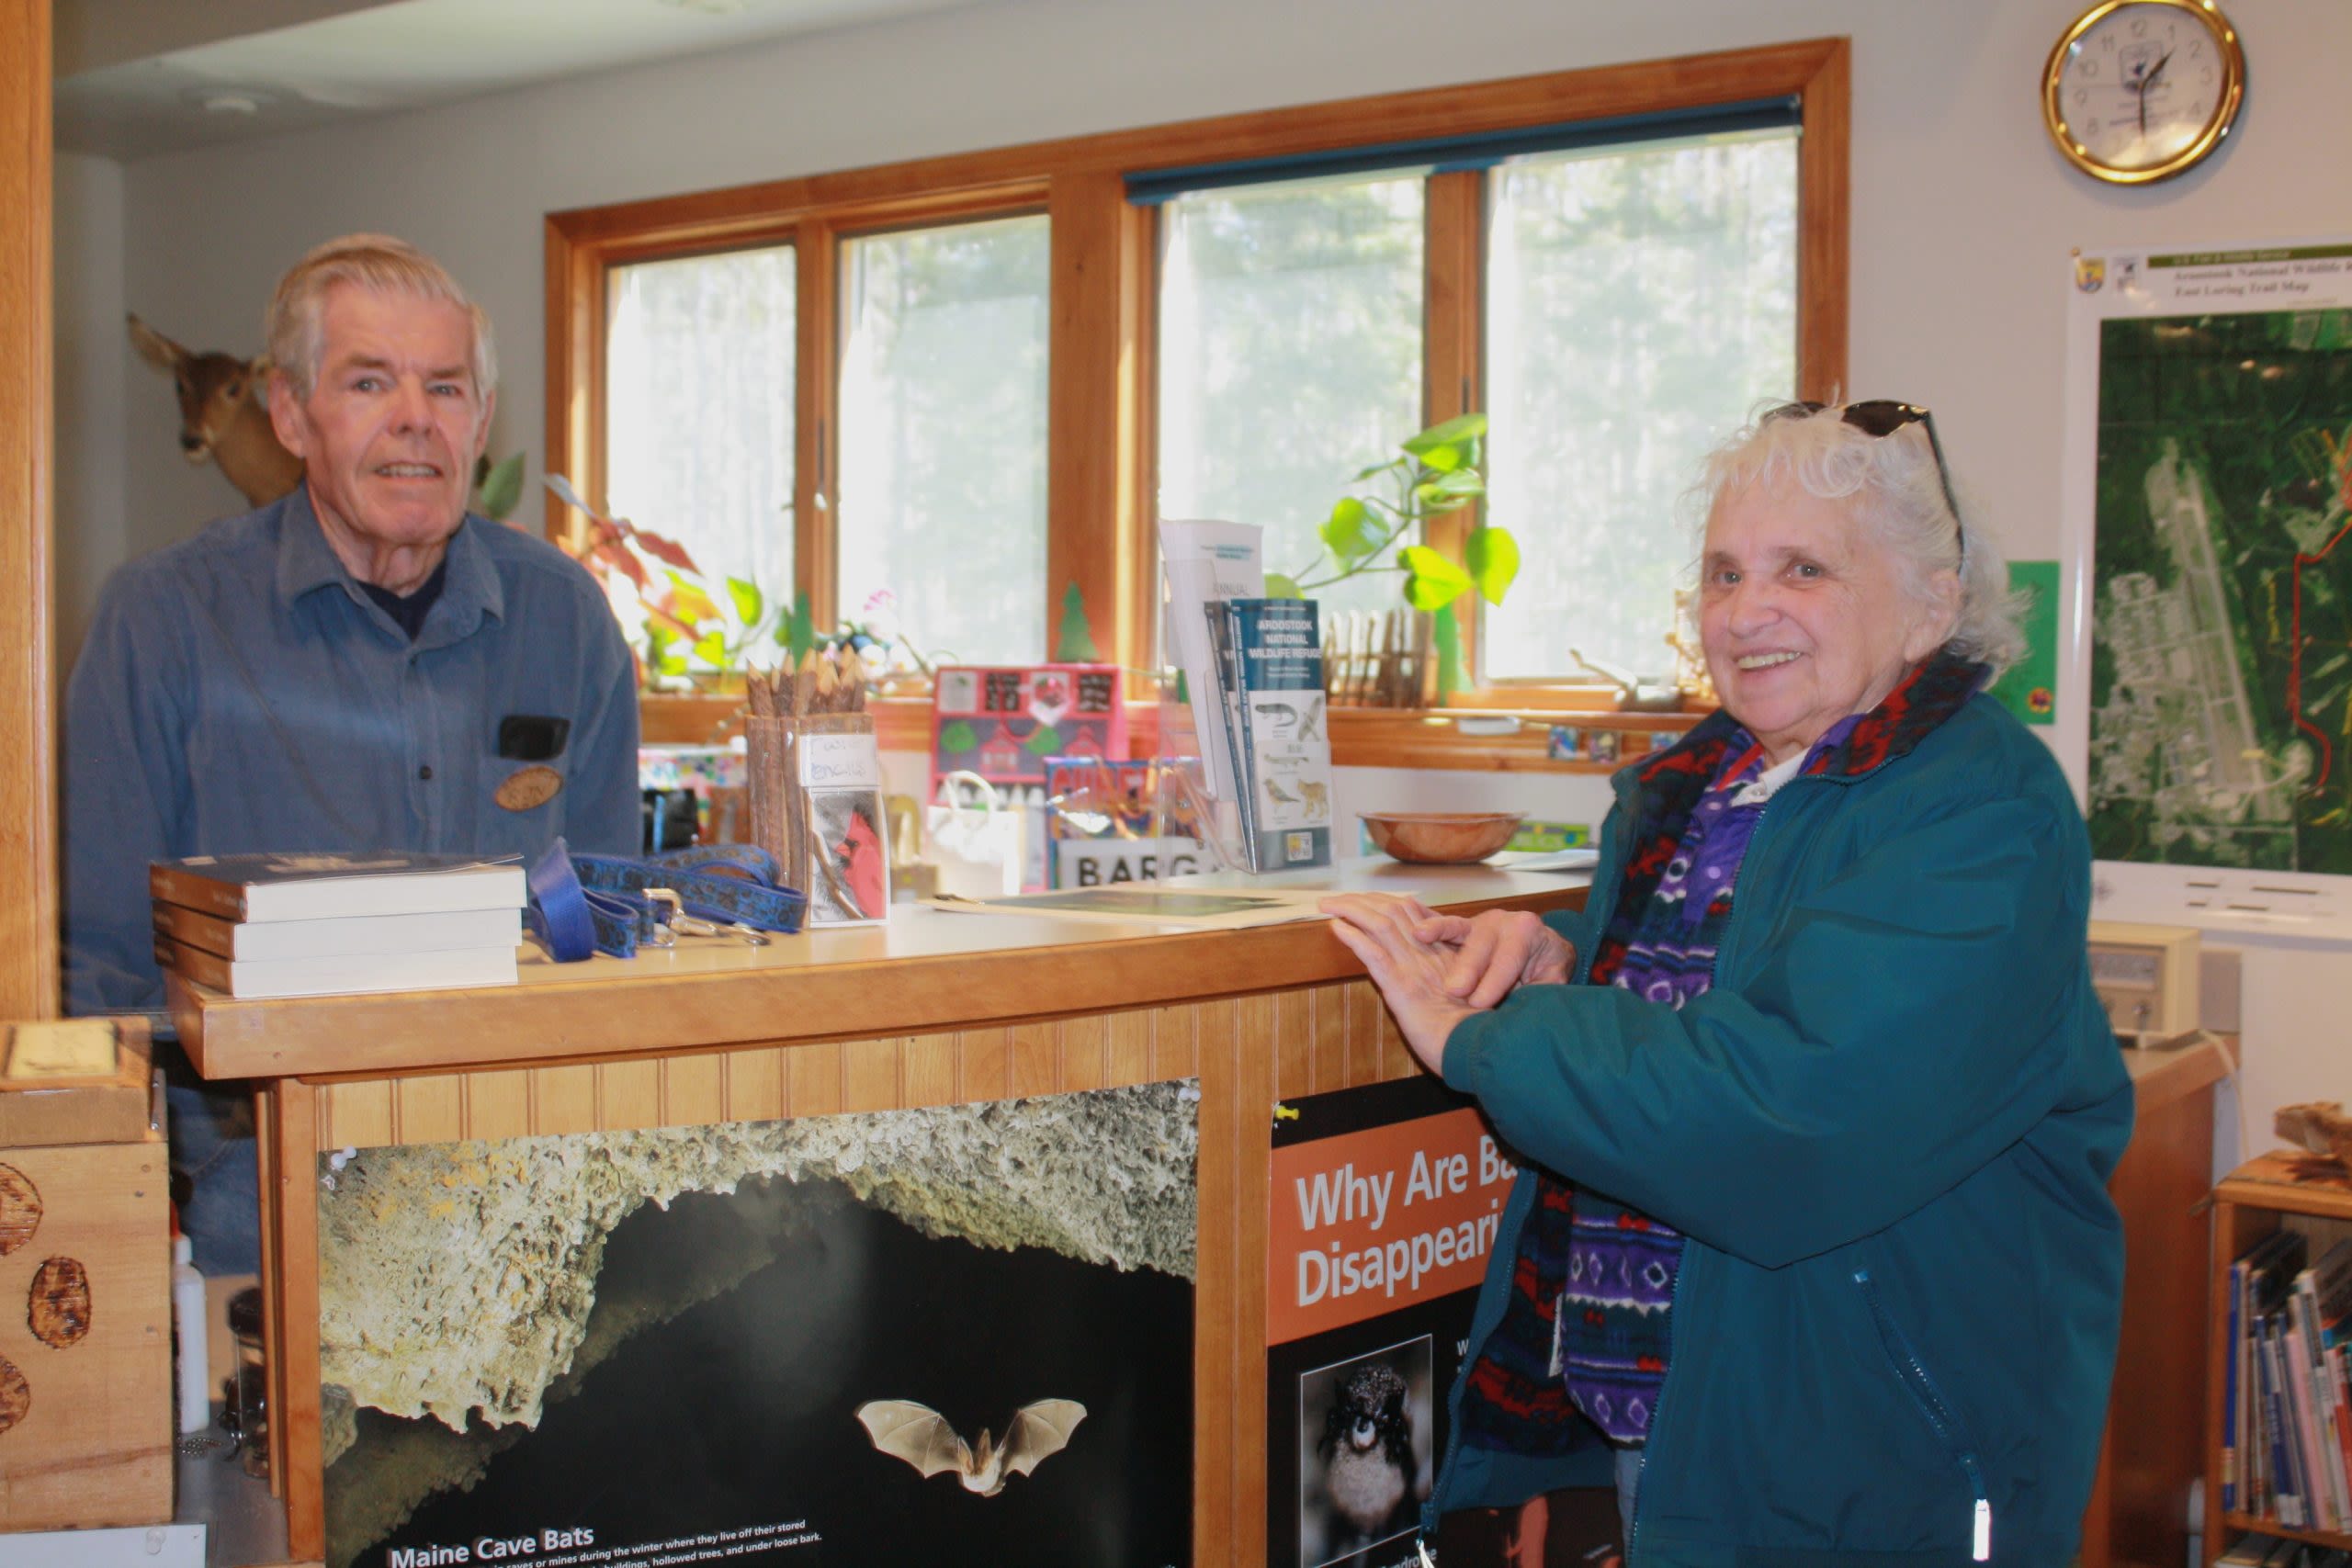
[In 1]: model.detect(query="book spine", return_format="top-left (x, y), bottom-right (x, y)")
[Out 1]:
top-left (147, 866), bottom-right (246, 921)
top-left (2314, 1338), bottom-right (2348, 1530)
top-left (2250, 1309), bottom-right (2270, 1518)
top-left (2318, 1240), bottom-right (2352, 1351)
top-left (152, 901), bottom-right (239, 960)
top-left (2225, 1257), bottom-right (2243, 1511)
top-left (2295, 1278), bottom-right (2350, 1528)
top-left (153, 935), bottom-right (232, 995)
top-left (2268, 1318), bottom-right (2306, 1528)
top-left (2248, 1266), bottom-right (2267, 1517)
top-left (2330, 1341), bottom-right (2352, 1529)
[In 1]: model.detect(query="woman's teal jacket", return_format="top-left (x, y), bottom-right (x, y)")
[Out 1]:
top-left (1429, 662), bottom-right (2133, 1567)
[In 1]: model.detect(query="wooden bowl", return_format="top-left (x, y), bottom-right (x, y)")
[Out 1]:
top-left (1360, 811), bottom-right (1524, 864)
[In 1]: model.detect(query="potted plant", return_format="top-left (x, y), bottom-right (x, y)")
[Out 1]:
top-left (543, 474), bottom-right (786, 692)
top-left (1263, 412), bottom-right (1519, 698)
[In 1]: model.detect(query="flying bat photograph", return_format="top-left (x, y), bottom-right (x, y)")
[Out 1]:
top-left (317, 1084), bottom-right (1197, 1568)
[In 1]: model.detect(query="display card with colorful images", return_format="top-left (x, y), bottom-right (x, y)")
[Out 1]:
top-left (797, 726), bottom-right (890, 925)
top-left (1043, 757), bottom-right (1212, 889)
top-left (931, 665), bottom-right (1127, 791)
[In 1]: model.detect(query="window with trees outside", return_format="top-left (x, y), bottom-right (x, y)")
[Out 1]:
top-left (547, 40), bottom-right (1847, 752)
top-left (604, 243), bottom-right (796, 673)
top-left (836, 215), bottom-right (1051, 667)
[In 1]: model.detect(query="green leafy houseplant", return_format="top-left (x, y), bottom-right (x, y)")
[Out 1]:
top-left (641, 571), bottom-right (783, 681)
top-left (1265, 412), bottom-right (1520, 612)
top-left (545, 473), bottom-right (794, 686)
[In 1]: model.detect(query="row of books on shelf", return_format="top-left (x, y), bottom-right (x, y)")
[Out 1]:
top-left (2227, 1228), bottom-right (2352, 1529)
top-left (150, 852), bottom-right (526, 998)
top-left (2222, 1534), bottom-right (2352, 1566)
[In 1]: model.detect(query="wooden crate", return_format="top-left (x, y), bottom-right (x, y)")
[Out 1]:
top-left (0, 1025), bottom-right (172, 1531)
top-left (0, 1019), bottom-right (153, 1148)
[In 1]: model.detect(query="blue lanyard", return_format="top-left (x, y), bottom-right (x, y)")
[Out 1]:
top-left (526, 840), bottom-right (808, 960)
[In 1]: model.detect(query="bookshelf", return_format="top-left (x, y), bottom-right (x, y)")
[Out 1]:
top-left (2204, 1153), bottom-right (2352, 1563)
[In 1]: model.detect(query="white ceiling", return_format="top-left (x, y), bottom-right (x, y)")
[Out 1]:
top-left (54, 0), bottom-right (994, 161)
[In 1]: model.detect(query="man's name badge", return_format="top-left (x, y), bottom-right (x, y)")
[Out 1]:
top-left (495, 764), bottom-right (564, 812)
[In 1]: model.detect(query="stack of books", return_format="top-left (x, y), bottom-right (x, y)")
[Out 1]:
top-left (151, 852), bottom-right (527, 998)
top-left (2224, 1229), bottom-right (2352, 1532)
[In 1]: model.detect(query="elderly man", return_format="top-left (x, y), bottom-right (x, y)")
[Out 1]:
top-left (63, 234), bottom-right (639, 1268)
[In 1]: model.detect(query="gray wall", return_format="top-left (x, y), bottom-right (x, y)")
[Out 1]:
top-left (56, 0), bottom-right (2352, 1152)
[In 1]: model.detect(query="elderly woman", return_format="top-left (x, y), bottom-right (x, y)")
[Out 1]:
top-left (1324, 401), bottom-right (2132, 1566)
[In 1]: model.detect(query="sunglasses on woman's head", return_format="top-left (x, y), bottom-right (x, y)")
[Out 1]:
top-left (1766, 399), bottom-right (1966, 572)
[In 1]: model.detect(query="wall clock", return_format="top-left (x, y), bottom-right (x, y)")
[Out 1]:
top-left (2042, 0), bottom-right (2245, 184)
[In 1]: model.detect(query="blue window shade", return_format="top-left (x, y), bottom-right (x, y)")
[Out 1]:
top-left (1124, 96), bottom-right (1801, 206)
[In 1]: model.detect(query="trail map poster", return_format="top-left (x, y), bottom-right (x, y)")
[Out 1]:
top-left (2062, 240), bottom-right (2352, 934)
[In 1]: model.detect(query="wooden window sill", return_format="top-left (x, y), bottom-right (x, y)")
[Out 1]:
top-left (639, 690), bottom-right (1708, 774)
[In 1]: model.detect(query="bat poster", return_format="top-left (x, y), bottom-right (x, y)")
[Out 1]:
top-left (1267, 1077), bottom-right (1488, 1568)
top-left (318, 1083), bottom-right (1196, 1568)
top-left (1266, 1079), bottom-right (1624, 1568)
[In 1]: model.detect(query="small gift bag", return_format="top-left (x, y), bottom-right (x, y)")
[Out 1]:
top-left (747, 709), bottom-right (891, 926)
top-left (925, 771), bottom-right (1024, 899)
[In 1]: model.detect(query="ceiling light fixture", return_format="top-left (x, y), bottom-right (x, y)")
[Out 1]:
top-left (198, 91), bottom-right (262, 116)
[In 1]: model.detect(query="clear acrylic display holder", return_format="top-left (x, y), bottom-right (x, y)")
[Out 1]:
top-left (1148, 565), bottom-right (1259, 878)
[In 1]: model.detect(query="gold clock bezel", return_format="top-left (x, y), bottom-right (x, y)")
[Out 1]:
top-left (2042, 0), bottom-right (2245, 185)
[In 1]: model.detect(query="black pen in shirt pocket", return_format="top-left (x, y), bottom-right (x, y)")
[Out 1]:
top-left (497, 715), bottom-right (571, 761)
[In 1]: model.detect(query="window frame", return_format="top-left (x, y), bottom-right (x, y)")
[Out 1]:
top-left (547, 38), bottom-right (1849, 696)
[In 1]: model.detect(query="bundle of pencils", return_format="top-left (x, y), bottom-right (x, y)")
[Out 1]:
top-left (743, 648), bottom-right (883, 924)
top-left (747, 648), bottom-right (869, 719)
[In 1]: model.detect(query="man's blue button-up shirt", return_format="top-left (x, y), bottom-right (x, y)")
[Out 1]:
top-left (62, 486), bottom-right (640, 1014)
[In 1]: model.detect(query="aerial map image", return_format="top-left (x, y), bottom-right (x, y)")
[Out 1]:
top-left (2088, 307), bottom-right (2352, 874)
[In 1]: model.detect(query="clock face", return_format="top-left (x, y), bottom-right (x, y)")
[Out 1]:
top-left (2046, 1), bottom-right (2244, 182)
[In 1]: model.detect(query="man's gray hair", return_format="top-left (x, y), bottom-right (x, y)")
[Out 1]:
top-left (1691, 402), bottom-right (2027, 678)
top-left (264, 233), bottom-right (496, 402)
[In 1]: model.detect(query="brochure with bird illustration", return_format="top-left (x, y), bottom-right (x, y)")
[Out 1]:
top-left (1217, 597), bottom-right (1334, 873)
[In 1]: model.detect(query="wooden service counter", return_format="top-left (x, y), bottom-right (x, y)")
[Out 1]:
top-left (168, 861), bottom-right (1587, 1568)
top-left (164, 863), bottom-right (2225, 1568)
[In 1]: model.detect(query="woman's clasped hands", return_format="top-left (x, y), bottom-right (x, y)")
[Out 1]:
top-left (1318, 895), bottom-right (1575, 1074)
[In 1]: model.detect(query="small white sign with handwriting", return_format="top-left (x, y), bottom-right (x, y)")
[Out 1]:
top-left (799, 732), bottom-right (881, 789)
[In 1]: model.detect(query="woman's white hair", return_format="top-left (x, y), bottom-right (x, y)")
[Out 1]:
top-left (1691, 401), bottom-right (2027, 677)
top-left (264, 233), bottom-right (496, 402)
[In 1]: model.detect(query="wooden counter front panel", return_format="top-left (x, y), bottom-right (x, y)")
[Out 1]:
top-left (307, 981), bottom-right (1414, 1149)
top-left (276, 977), bottom-right (1421, 1568)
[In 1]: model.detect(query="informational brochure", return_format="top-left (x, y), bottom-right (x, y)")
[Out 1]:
top-left (1221, 597), bottom-right (1334, 873)
top-left (1159, 519), bottom-right (1264, 828)
top-left (923, 884), bottom-right (1330, 929)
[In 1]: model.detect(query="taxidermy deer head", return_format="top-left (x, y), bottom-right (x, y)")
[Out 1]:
top-left (127, 313), bottom-right (303, 508)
